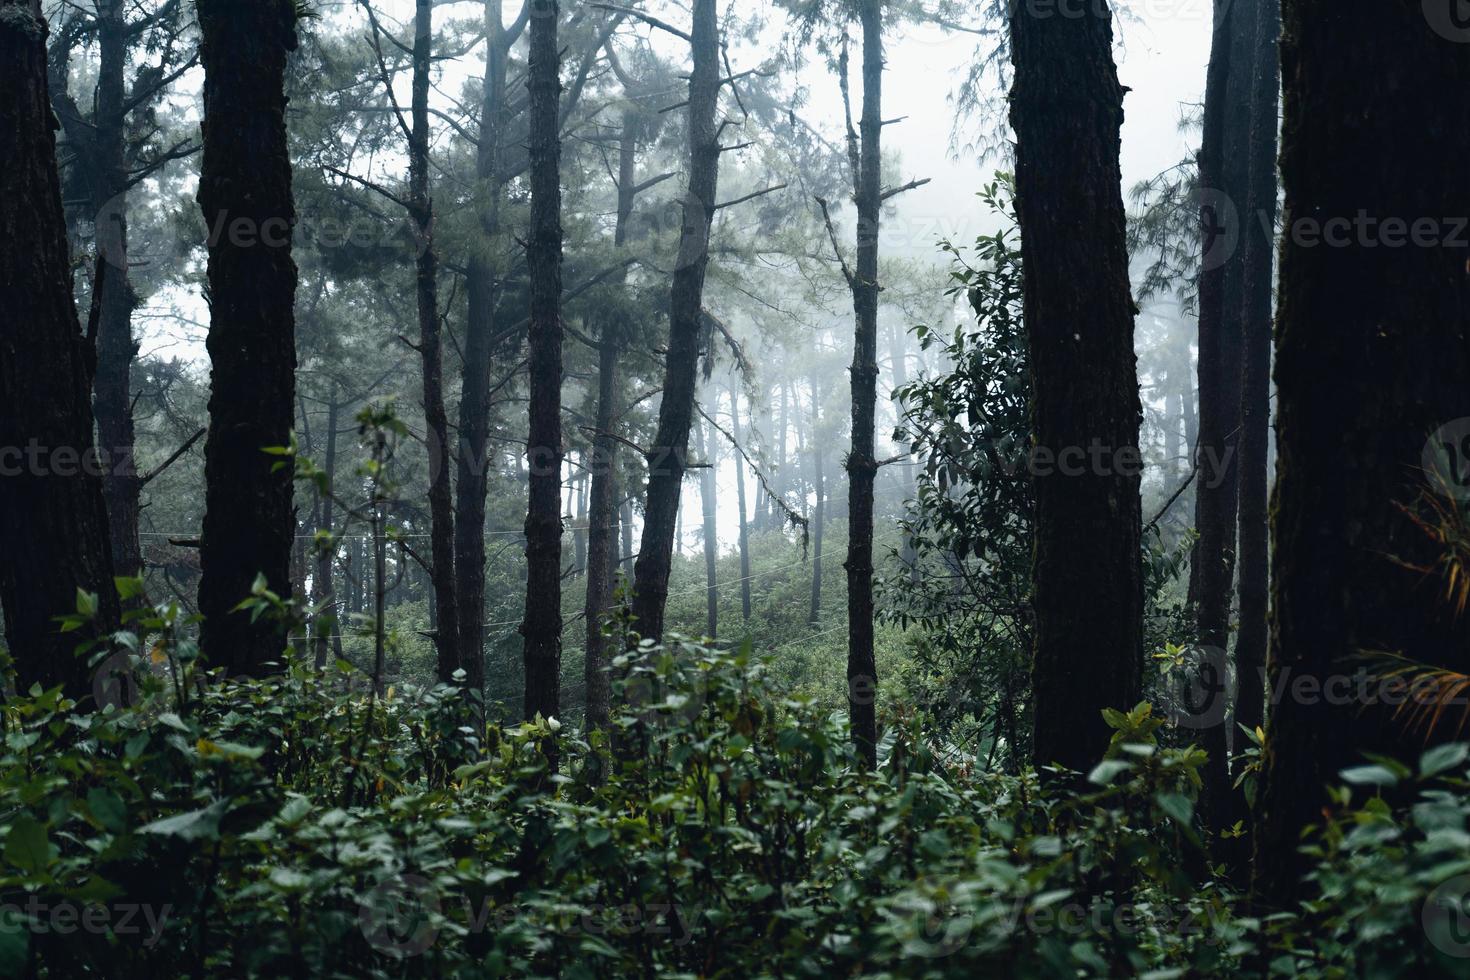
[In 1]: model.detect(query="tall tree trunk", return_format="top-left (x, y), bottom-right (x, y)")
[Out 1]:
top-left (1231, 0), bottom-right (1280, 750)
top-left (520, 0), bottom-right (563, 723)
top-left (697, 416), bottom-right (719, 638)
top-left (808, 382), bottom-right (825, 625)
top-left (845, 0), bottom-right (883, 767)
top-left (457, 0), bottom-right (519, 693)
top-left (1191, 0), bottom-right (1252, 830)
top-left (93, 0), bottom-right (143, 583)
top-left (730, 386), bottom-right (752, 622)
top-left (629, 0), bottom-right (721, 645)
top-left (584, 335), bottom-right (620, 731)
top-left (584, 104), bottom-right (641, 729)
top-left (405, 0), bottom-right (463, 687)
top-left (1181, 0), bottom-right (1240, 828)
top-left (313, 390), bottom-right (341, 670)
top-left (1252, 0), bottom-right (1470, 906)
top-left (1009, 0), bottom-right (1143, 772)
top-left (196, 0), bottom-right (299, 677)
top-left (0, 0), bottom-right (120, 699)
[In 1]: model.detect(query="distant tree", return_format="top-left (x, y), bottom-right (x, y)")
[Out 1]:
top-left (1009, 0), bottom-right (1143, 772)
top-left (1252, 1), bottom-right (1470, 905)
top-left (195, 0), bottom-right (299, 677)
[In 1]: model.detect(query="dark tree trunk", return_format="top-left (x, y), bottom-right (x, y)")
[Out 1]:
top-left (730, 387), bottom-right (752, 622)
top-left (1009, 0), bottom-right (1144, 772)
top-left (1232, 0), bottom-right (1280, 749)
top-left (845, 0), bottom-right (883, 767)
top-left (584, 334), bottom-right (620, 731)
top-left (404, 0), bottom-right (463, 687)
top-left (1188, 0), bottom-right (1240, 827)
top-left (456, 0), bottom-right (520, 690)
top-left (1252, 0), bottom-right (1470, 906)
top-left (313, 390), bottom-right (341, 670)
top-left (520, 0), bottom-right (563, 723)
top-left (808, 382), bottom-right (825, 625)
top-left (629, 0), bottom-right (721, 645)
top-left (93, 0), bottom-right (143, 584)
top-left (697, 417), bottom-right (719, 638)
top-left (0, 0), bottom-right (120, 699)
top-left (196, 0), bottom-right (299, 678)
top-left (1191, 0), bottom-right (1258, 833)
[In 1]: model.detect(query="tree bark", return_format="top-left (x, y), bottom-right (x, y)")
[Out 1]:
top-left (1231, 0), bottom-right (1280, 752)
top-left (1252, 0), bottom-right (1470, 907)
top-left (845, 0), bottom-right (884, 767)
top-left (195, 0), bottom-right (299, 678)
top-left (520, 0), bottom-right (563, 723)
top-left (0, 0), bottom-right (120, 699)
top-left (629, 0), bottom-right (721, 645)
top-left (1009, 0), bottom-right (1144, 772)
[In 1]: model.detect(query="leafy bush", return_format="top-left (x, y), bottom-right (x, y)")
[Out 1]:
top-left (5, 612), bottom-right (1469, 978)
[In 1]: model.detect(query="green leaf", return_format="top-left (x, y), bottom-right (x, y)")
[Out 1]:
top-left (1155, 792), bottom-right (1194, 826)
top-left (1340, 764), bottom-right (1399, 787)
top-left (1419, 743), bottom-right (1469, 779)
top-left (114, 576), bottom-right (147, 600)
top-left (74, 589), bottom-right (98, 618)
top-left (139, 800), bottom-right (230, 841)
top-left (1087, 759), bottom-right (1131, 785)
top-left (3, 816), bottom-right (51, 875)
top-left (86, 788), bottom-right (127, 833)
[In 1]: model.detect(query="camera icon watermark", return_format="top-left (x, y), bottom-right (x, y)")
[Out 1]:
top-left (358, 873), bottom-right (441, 959)
top-left (1424, 0), bottom-right (1470, 42)
top-left (1424, 874), bottom-right (1470, 957)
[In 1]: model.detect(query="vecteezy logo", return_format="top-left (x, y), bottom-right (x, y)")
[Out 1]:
top-left (1170, 645), bottom-right (1231, 730)
top-left (1191, 186), bottom-right (1240, 273)
top-left (1425, 0), bottom-right (1470, 42)
top-left (92, 650), bottom-right (139, 711)
top-left (358, 873), bottom-right (440, 958)
top-left (1423, 419), bottom-right (1470, 501)
top-left (1424, 875), bottom-right (1470, 957)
